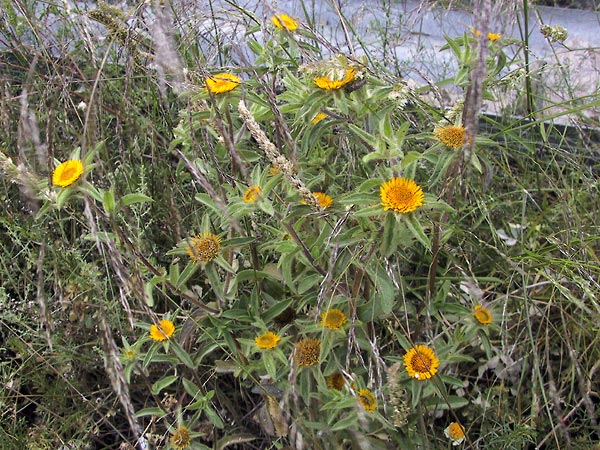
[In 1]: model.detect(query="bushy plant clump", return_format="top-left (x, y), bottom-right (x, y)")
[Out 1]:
top-left (1, 1), bottom-right (598, 449)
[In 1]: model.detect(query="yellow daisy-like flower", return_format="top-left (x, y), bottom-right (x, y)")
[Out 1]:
top-left (271, 13), bottom-right (299, 31)
top-left (149, 319), bottom-right (175, 342)
top-left (293, 337), bottom-right (321, 367)
top-left (326, 371), bottom-right (346, 390)
top-left (488, 32), bottom-right (502, 42)
top-left (380, 177), bottom-right (425, 214)
top-left (473, 305), bottom-right (493, 325)
top-left (403, 344), bottom-right (440, 380)
top-left (186, 232), bottom-right (222, 263)
top-left (170, 425), bottom-right (191, 450)
top-left (302, 191), bottom-right (333, 209)
top-left (52, 160), bottom-right (84, 187)
top-left (321, 308), bottom-right (346, 330)
top-left (357, 388), bottom-right (377, 413)
top-left (470, 28), bottom-right (481, 38)
top-left (314, 68), bottom-right (356, 90)
top-left (243, 185), bottom-right (261, 203)
top-left (205, 73), bottom-right (241, 94)
top-left (311, 112), bottom-right (328, 124)
top-left (434, 124), bottom-right (466, 149)
top-left (255, 331), bottom-right (281, 350)
top-left (444, 422), bottom-right (466, 445)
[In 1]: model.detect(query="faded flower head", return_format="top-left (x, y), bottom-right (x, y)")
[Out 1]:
top-left (170, 425), bottom-right (191, 449)
top-left (186, 232), bottom-right (222, 263)
top-left (445, 422), bottom-right (466, 445)
top-left (294, 337), bottom-right (321, 366)
top-left (321, 308), bottom-right (346, 330)
top-left (357, 388), bottom-right (377, 413)
top-left (205, 73), bottom-right (241, 94)
top-left (243, 185), bottom-right (261, 203)
top-left (435, 124), bottom-right (466, 149)
top-left (540, 24), bottom-right (568, 42)
top-left (255, 331), bottom-right (281, 350)
top-left (380, 177), bottom-right (425, 214)
top-left (326, 371), bottom-right (346, 390)
top-left (149, 319), bottom-right (175, 342)
top-left (52, 160), bottom-right (84, 187)
top-left (473, 305), bottom-right (493, 325)
top-left (403, 344), bottom-right (440, 380)
top-left (272, 13), bottom-right (299, 31)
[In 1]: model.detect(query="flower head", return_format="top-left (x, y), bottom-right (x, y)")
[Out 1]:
top-left (488, 32), bottom-right (502, 42)
top-left (52, 160), bottom-right (84, 187)
top-left (445, 422), bottom-right (466, 445)
top-left (321, 308), bottom-right (346, 330)
top-left (311, 112), bottom-right (328, 124)
top-left (473, 305), bottom-right (493, 325)
top-left (186, 232), bottom-right (222, 263)
top-left (435, 124), bottom-right (466, 149)
top-left (205, 73), bottom-right (240, 94)
top-left (255, 331), bottom-right (281, 350)
top-left (403, 344), bottom-right (440, 380)
top-left (149, 319), bottom-right (175, 342)
top-left (326, 371), bottom-right (346, 390)
top-left (302, 191), bottom-right (333, 209)
top-left (170, 425), bottom-right (191, 450)
top-left (123, 349), bottom-right (137, 361)
top-left (314, 68), bottom-right (356, 90)
top-left (243, 185), bottom-right (261, 203)
top-left (357, 388), bottom-right (377, 413)
top-left (272, 14), bottom-right (299, 31)
top-left (380, 177), bottom-right (425, 214)
top-left (294, 337), bottom-right (321, 366)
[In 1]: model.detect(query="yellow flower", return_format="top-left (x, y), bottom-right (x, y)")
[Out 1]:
top-left (326, 371), bottom-right (346, 390)
top-left (357, 388), bottom-right (377, 413)
top-left (403, 344), bottom-right (440, 380)
top-left (272, 13), bottom-right (299, 31)
top-left (311, 112), bottom-right (328, 124)
top-left (186, 232), bottom-right (222, 263)
top-left (52, 160), bottom-right (84, 187)
top-left (470, 28), bottom-right (481, 38)
top-left (255, 331), bottom-right (281, 350)
top-left (149, 319), bottom-right (175, 342)
top-left (471, 28), bottom-right (502, 42)
top-left (434, 124), bottom-right (466, 149)
top-left (243, 185), bottom-right (261, 203)
top-left (321, 308), bottom-right (346, 330)
top-left (205, 73), bottom-right (240, 94)
top-left (473, 305), bottom-right (493, 325)
top-left (314, 68), bottom-right (356, 90)
top-left (380, 177), bottom-right (425, 214)
top-left (445, 422), bottom-right (466, 445)
top-left (302, 191), bottom-right (333, 209)
top-left (170, 425), bottom-right (191, 450)
top-left (294, 337), bottom-right (321, 366)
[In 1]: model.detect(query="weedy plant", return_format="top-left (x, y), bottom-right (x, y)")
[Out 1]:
top-left (1, 0), bottom-right (599, 449)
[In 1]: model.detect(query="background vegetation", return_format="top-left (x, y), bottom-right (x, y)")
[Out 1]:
top-left (1, 0), bottom-right (598, 449)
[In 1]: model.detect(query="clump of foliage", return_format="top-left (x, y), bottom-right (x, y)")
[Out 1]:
top-left (1, 1), bottom-right (599, 449)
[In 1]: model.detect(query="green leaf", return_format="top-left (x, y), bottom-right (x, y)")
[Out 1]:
top-left (404, 214), bottom-right (431, 251)
top-left (171, 342), bottom-right (196, 369)
top-left (151, 375), bottom-right (178, 395)
top-left (134, 407), bottom-right (166, 418)
top-left (182, 377), bottom-right (202, 398)
top-left (330, 413), bottom-right (359, 431)
top-left (121, 193), bottom-right (153, 206)
top-left (215, 433), bottom-right (254, 449)
top-left (174, 261), bottom-right (200, 289)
